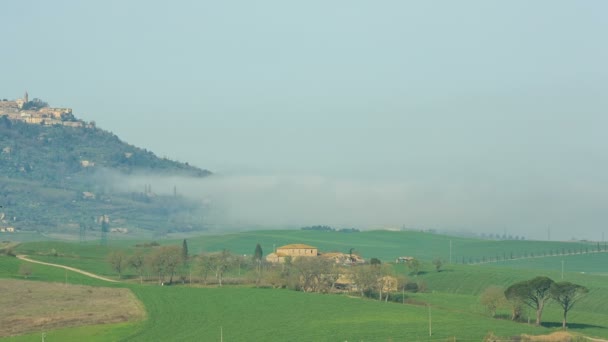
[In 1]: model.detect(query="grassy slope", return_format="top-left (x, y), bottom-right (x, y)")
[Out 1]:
top-left (125, 286), bottom-right (548, 342)
top-left (137, 229), bottom-right (598, 264)
top-left (3, 230), bottom-right (608, 341)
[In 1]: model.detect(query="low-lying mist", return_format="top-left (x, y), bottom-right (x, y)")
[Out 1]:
top-left (99, 170), bottom-right (608, 241)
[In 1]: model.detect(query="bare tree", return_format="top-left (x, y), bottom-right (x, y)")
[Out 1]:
top-left (147, 245), bottom-right (182, 285)
top-left (147, 249), bottom-right (166, 285)
top-left (161, 246), bottom-right (183, 284)
top-left (196, 253), bottom-right (214, 285)
top-left (19, 263), bottom-right (32, 279)
top-left (291, 257), bottom-right (337, 293)
top-left (128, 250), bottom-right (146, 284)
top-left (107, 251), bottom-right (127, 279)
top-left (480, 286), bottom-right (506, 317)
top-left (378, 273), bottom-right (397, 302)
top-left (351, 264), bottom-right (391, 299)
top-left (211, 249), bottom-right (234, 287)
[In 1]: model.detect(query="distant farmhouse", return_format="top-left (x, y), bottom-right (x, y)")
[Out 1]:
top-left (266, 244), bottom-right (365, 265)
top-left (0, 91), bottom-right (90, 128)
top-left (395, 256), bottom-right (415, 263)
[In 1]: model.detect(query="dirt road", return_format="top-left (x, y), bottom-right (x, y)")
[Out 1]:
top-left (16, 255), bottom-right (119, 283)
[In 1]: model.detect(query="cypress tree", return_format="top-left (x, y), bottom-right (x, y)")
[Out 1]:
top-left (254, 243), bottom-right (263, 261)
top-left (182, 239), bottom-right (189, 263)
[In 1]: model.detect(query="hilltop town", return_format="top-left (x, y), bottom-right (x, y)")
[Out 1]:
top-left (0, 92), bottom-right (89, 128)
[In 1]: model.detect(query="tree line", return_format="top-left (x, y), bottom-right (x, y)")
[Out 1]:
top-left (461, 243), bottom-right (608, 265)
top-left (107, 241), bottom-right (432, 302)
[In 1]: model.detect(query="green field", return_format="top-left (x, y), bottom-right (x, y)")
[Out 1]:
top-left (2, 229), bottom-right (607, 341)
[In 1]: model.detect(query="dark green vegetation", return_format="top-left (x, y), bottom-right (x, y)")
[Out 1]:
top-left (1, 230), bottom-right (607, 341)
top-left (0, 117), bottom-right (211, 232)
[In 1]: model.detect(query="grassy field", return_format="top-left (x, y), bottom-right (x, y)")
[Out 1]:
top-left (2, 230), bottom-right (608, 341)
top-left (0, 279), bottom-right (144, 338)
top-left (13, 229), bottom-right (601, 265)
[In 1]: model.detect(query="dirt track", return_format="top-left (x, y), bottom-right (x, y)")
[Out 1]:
top-left (16, 255), bottom-right (118, 283)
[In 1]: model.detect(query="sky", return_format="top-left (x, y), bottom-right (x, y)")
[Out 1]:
top-left (1, 1), bottom-right (607, 239)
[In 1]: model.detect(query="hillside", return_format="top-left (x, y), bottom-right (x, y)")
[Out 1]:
top-left (0, 115), bottom-right (211, 233)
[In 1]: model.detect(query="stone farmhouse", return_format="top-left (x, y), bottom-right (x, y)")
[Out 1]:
top-left (266, 244), bottom-right (318, 263)
top-left (265, 244), bottom-right (366, 265)
top-left (0, 92), bottom-right (89, 128)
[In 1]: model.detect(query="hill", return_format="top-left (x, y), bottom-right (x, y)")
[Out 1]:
top-left (0, 113), bottom-right (211, 233)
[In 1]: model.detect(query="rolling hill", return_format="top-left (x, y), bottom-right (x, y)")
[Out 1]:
top-left (0, 114), bottom-right (211, 233)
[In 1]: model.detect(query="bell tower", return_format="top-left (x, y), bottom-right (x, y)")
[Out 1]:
top-left (24, 91), bottom-right (28, 103)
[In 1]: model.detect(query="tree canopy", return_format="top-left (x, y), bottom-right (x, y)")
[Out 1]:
top-left (550, 282), bottom-right (589, 329)
top-left (505, 276), bottom-right (555, 326)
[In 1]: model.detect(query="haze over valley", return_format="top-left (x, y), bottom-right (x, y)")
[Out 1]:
top-left (3, 2), bottom-right (607, 241)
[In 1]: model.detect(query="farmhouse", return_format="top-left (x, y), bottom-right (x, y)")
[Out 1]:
top-left (395, 256), bottom-right (415, 263)
top-left (110, 228), bottom-right (128, 234)
top-left (266, 244), bottom-right (318, 263)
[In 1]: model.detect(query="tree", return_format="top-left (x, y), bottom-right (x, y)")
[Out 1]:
top-left (148, 245), bottom-right (182, 285)
top-left (350, 264), bottom-right (391, 299)
top-left (377, 272), bottom-right (397, 302)
top-left (107, 251), bottom-right (127, 279)
top-left (505, 276), bottom-right (555, 326)
top-left (432, 258), bottom-right (443, 272)
top-left (480, 286), bottom-right (506, 317)
top-left (550, 282), bottom-right (589, 329)
top-left (406, 258), bottom-right (421, 276)
top-left (19, 263), bottom-right (32, 278)
top-left (128, 251), bottom-right (146, 284)
top-left (291, 257), bottom-right (337, 293)
top-left (253, 243), bottom-right (264, 286)
top-left (211, 249), bottom-right (234, 287)
top-left (181, 239), bottom-right (189, 264)
top-left (196, 253), bottom-right (214, 285)
top-left (254, 243), bottom-right (263, 261)
top-left (22, 98), bottom-right (49, 110)
top-left (161, 246), bottom-right (183, 284)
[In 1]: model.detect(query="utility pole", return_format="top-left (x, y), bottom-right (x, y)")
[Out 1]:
top-left (428, 304), bottom-right (432, 337)
top-left (449, 240), bottom-right (452, 264)
top-left (561, 260), bottom-right (564, 280)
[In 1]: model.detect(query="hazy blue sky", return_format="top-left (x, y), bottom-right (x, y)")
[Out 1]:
top-left (2, 1), bottom-right (607, 239)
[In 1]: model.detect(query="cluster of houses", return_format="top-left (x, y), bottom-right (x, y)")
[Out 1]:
top-left (265, 243), bottom-right (414, 267)
top-left (265, 243), bottom-right (413, 294)
top-left (265, 243), bottom-right (366, 265)
top-left (0, 92), bottom-right (89, 128)
top-left (0, 212), bottom-right (15, 233)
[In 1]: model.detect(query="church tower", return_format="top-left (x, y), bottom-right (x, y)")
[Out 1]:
top-left (24, 91), bottom-right (28, 103)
